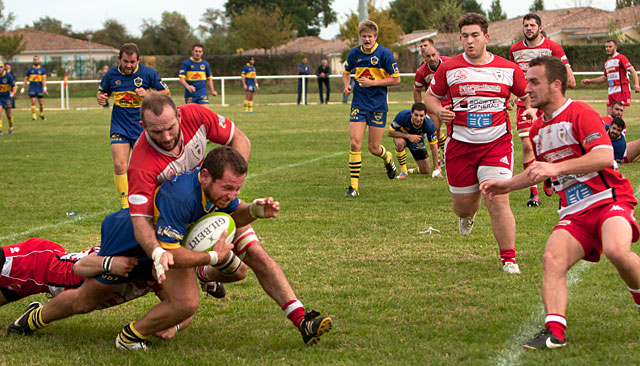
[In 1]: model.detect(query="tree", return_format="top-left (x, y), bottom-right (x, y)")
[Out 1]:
top-left (139, 11), bottom-right (198, 55)
top-left (198, 8), bottom-right (229, 39)
top-left (529, 0), bottom-right (544, 11)
top-left (429, 0), bottom-right (464, 34)
top-left (230, 6), bottom-right (294, 50)
top-left (0, 0), bottom-right (15, 33)
top-left (339, 0), bottom-right (402, 48)
top-left (225, 0), bottom-right (337, 37)
top-left (389, 0), bottom-right (436, 33)
top-left (0, 33), bottom-right (24, 61)
top-left (459, 0), bottom-right (485, 16)
top-left (32, 16), bottom-right (72, 36)
top-left (488, 0), bottom-right (507, 22)
top-left (616, 0), bottom-right (640, 8)
top-left (92, 19), bottom-right (130, 48)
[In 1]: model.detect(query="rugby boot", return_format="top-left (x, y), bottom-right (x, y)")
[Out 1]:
top-left (522, 328), bottom-right (567, 350)
top-left (299, 310), bottom-right (332, 345)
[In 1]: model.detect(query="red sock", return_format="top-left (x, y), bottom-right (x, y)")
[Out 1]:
top-left (282, 300), bottom-right (305, 328)
top-left (545, 314), bottom-right (567, 341)
top-left (499, 248), bottom-right (516, 266)
top-left (628, 287), bottom-right (640, 309)
top-left (523, 159), bottom-right (538, 195)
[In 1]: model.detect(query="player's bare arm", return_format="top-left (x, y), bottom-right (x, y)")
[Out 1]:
top-left (178, 77), bottom-right (196, 93)
top-left (342, 72), bottom-right (352, 96)
top-left (629, 67), bottom-right (640, 92)
top-left (132, 216), bottom-right (174, 283)
top-left (425, 89), bottom-right (454, 124)
top-left (387, 129), bottom-right (421, 143)
top-left (21, 77), bottom-right (27, 93)
top-left (566, 66), bottom-right (576, 89)
top-left (581, 75), bottom-right (607, 85)
top-left (97, 91), bottom-right (109, 105)
top-left (230, 127), bottom-right (251, 163)
top-left (231, 198), bottom-right (280, 228)
top-left (526, 146), bottom-right (613, 183)
top-left (357, 75), bottom-right (400, 88)
top-left (207, 79), bottom-right (217, 96)
top-left (413, 88), bottom-right (422, 103)
top-left (520, 95), bottom-right (537, 121)
top-left (42, 75), bottom-right (48, 95)
top-left (429, 143), bottom-right (442, 177)
top-left (166, 231), bottom-right (233, 269)
top-left (73, 253), bottom-right (139, 277)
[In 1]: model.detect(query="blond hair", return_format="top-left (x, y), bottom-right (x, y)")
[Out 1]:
top-left (358, 20), bottom-right (378, 36)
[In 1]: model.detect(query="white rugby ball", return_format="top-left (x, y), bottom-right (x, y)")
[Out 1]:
top-left (183, 212), bottom-right (236, 252)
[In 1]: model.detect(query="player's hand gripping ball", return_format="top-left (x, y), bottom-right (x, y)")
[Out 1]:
top-left (183, 212), bottom-right (236, 252)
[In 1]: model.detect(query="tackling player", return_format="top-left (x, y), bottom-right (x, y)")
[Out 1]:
top-left (342, 20), bottom-right (401, 198)
top-left (21, 56), bottom-right (47, 121)
top-left (481, 55), bottom-right (640, 350)
top-left (178, 44), bottom-right (217, 105)
top-left (425, 12), bottom-right (535, 274)
top-left (242, 56), bottom-right (259, 113)
top-left (387, 103), bottom-right (442, 179)
top-left (582, 39), bottom-right (640, 116)
top-left (510, 13), bottom-right (576, 207)
top-left (0, 62), bottom-right (16, 135)
top-left (97, 43), bottom-right (170, 210)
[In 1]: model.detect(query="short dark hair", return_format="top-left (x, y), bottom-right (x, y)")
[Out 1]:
top-left (420, 38), bottom-right (434, 46)
top-left (140, 92), bottom-right (178, 124)
top-left (611, 100), bottom-right (624, 109)
top-left (523, 13), bottom-right (542, 26)
top-left (606, 39), bottom-right (617, 46)
top-left (193, 44), bottom-right (203, 50)
top-left (611, 117), bottom-right (626, 130)
top-left (529, 55), bottom-right (568, 94)
top-left (411, 102), bottom-right (427, 113)
top-left (458, 13), bottom-right (489, 34)
top-left (202, 146), bottom-right (248, 181)
top-left (120, 43), bottom-right (140, 59)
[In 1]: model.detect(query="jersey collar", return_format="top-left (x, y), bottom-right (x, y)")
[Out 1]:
top-left (190, 56), bottom-right (201, 62)
top-left (0, 71), bottom-right (5, 77)
top-left (117, 64), bottom-right (139, 75)
top-left (428, 58), bottom-right (443, 73)
top-left (199, 171), bottom-right (216, 213)
top-left (463, 52), bottom-right (494, 65)
top-left (360, 42), bottom-right (379, 55)
top-left (32, 65), bottom-right (41, 69)
top-left (523, 36), bottom-right (545, 48)
top-left (411, 116), bottom-right (423, 129)
top-left (609, 52), bottom-right (619, 59)
top-left (544, 98), bottom-right (572, 122)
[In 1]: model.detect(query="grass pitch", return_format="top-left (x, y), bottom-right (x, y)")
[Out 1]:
top-left (1, 89), bottom-right (640, 365)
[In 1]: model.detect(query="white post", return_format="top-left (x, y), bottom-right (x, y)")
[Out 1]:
top-left (66, 82), bottom-right (69, 110)
top-left (303, 75), bottom-right (306, 104)
top-left (221, 79), bottom-right (226, 106)
top-left (60, 81), bottom-right (64, 110)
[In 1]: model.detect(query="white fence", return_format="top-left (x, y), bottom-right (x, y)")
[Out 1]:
top-left (14, 72), bottom-right (606, 110)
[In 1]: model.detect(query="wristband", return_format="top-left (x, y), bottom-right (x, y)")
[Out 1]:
top-left (175, 324), bottom-right (181, 332)
top-left (101, 256), bottom-right (114, 272)
top-left (432, 169), bottom-right (441, 178)
top-left (208, 251), bottom-right (219, 266)
top-left (20, 88), bottom-right (24, 93)
top-left (151, 247), bottom-right (167, 278)
top-left (249, 199), bottom-right (266, 218)
top-left (43, 87), bottom-right (47, 92)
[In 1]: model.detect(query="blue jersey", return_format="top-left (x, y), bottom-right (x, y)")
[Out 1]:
top-left (98, 64), bottom-right (168, 141)
top-left (343, 43), bottom-right (399, 112)
top-left (25, 65), bottom-right (46, 94)
top-left (154, 168), bottom-right (239, 250)
top-left (390, 110), bottom-right (437, 142)
top-left (0, 71), bottom-right (15, 97)
top-left (242, 63), bottom-right (256, 86)
top-left (179, 57), bottom-right (212, 99)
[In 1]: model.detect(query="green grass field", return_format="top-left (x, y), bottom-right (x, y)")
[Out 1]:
top-left (1, 89), bottom-right (640, 365)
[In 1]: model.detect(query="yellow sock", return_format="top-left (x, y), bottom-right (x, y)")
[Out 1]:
top-left (408, 167), bottom-right (421, 174)
top-left (119, 321), bottom-right (147, 343)
top-left (396, 150), bottom-right (408, 173)
top-left (438, 134), bottom-right (447, 149)
top-left (248, 101), bottom-right (253, 112)
top-left (9, 116), bottom-right (13, 128)
top-left (28, 305), bottom-right (48, 330)
top-left (114, 173), bottom-right (129, 209)
top-left (243, 100), bottom-right (248, 112)
top-left (349, 151), bottom-right (361, 192)
top-left (0, 118), bottom-right (3, 131)
top-left (39, 105), bottom-right (44, 116)
top-left (31, 106), bottom-right (36, 119)
top-left (376, 145), bottom-right (392, 164)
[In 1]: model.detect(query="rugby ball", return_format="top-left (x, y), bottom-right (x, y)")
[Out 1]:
top-left (182, 212), bottom-right (236, 252)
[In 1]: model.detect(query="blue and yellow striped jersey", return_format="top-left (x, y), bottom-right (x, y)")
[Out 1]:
top-left (25, 65), bottom-right (46, 93)
top-left (343, 43), bottom-right (399, 112)
top-left (153, 168), bottom-right (239, 250)
top-left (0, 71), bottom-right (15, 96)
top-left (178, 57), bottom-right (212, 98)
top-left (242, 63), bottom-right (256, 85)
top-left (390, 110), bottom-right (438, 144)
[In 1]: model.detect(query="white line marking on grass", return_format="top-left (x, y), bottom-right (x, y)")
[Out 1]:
top-left (247, 152), bottom-right (346, 179)
top-left (493, 261), bottom-right (593, 366)
top-left (0, 209), bottom-right (111, 242)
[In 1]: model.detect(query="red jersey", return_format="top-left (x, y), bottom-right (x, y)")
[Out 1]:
top-left (529, 99), bottom-right (636, 218)
top-left (604, 53), bottom-right (633, 95)
top-left (602, 115), bottom-right (613, 126)
top-left (429, 53), bottom-right (527, 143)
top-left (127, 103), bottom-right (235, 217)
top-left (414, 56), bottom-right (450, 91)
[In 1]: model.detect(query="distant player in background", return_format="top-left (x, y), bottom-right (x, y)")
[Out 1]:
top-left (510, 13), bottom-right (576, 207)
top-left (481, 55), bottom-right (640, 350)
top-left (4, 63), bottom-right (15, 109)
top-left (0, 62), bottom-right (16, 135)
top-left (602, 100), bottom-right (625, 125)
top-left (388, 103), bottom-right (442, 179)
top-left (97, 43), bottom-right (170, 209)
top-left (21, 56), bottom-right (47, 121)
top-left (342, 20), bottom-right (401, 198)
top-left (178, 44), bottom-right (217, 105)
top-left (242, 56), bottom-right (258, 113)
top-left (582, 39), bottom-right (640, 116)
top-left (425, 12), bottom-right (535, 274)
top-left (607, 117), bottom-right (640, 163)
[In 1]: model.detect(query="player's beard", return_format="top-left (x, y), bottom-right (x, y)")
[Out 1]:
top-left (155, 130), bottom-right (181, 152)
top-left (524, 31), bottom-right (539, 42)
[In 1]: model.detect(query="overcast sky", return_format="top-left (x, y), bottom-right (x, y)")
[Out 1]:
top-left (8, 0), bottom-right (615, 40)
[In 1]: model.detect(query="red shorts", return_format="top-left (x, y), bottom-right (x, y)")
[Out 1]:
top-left (553, 202), bottom-right (639, 262)
top-left (445, 133), bottom-right (514, 193)
top-left (608, 90), bottom-right (631, 107)
top-left (515, 104), bottom-right (543, 135)
top-left (0, 238), bottom-right (81, 301)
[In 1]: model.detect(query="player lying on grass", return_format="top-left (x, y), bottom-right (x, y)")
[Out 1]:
top-left (1, 238), bottom-right (190, 340)
top-left (481, 55), bottom-right (640, 350)
top-left (8, 147), bottom-right (332, 350)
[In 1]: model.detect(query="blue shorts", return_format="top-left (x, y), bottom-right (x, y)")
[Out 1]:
top-left (349, 109), bottom-right (387, 128)
top-left (28, 90), bottom-right (44, 98)
top-left (110, 133), bottom-right (138, 147)
top-left (185, 94), bottom-right (209, 104)
top-left (245, 85), bottom-right (256, 92)
top-left (0, 95), bottom-right (13, 109)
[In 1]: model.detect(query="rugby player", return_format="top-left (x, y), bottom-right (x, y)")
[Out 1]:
top-left (97, 43), bottom-right (170, 210)
top-left (342, 20), bottom-right (401, 198)
top-left (178, 44), bottom-right (217, 105)
top-left (425, 12), bottom-right (535, 274)
top-left (20, 56), bottom-right (47, 121)
top-left (607, 117), bottom-right (640, 163)
top-left (582, 39), bottom-right (640, 116)
top-left (0, 62), bottom-right (16, 135)
top-left (242, 57), bottom-right (259, 113)
top-left (510, 13), bottom-right (576, 207)
top-left (602, 100), bottom-right (625, 125)
top-left (387, 103), bottom-right (442, 179)
top-left (481, 55), bottom-right (640, 350)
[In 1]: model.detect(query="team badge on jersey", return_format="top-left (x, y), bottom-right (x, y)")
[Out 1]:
top-left (494, 70), bottom-right (504, 81)
top-left (200, 64), bottom-right (205, 70)
top-left (453, 70), bottom-right (468, 81)
top-left (134, 77), bottom-right (143, 87)
top-left (392, 63), bottom-right (399, 74)
top-left (371, 56), bottom-right (379, 65)
top-left (115, 80), bottom-right (121, 86)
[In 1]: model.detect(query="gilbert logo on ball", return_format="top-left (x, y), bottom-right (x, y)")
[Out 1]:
top-left (183, 212), bottom-right (236, 252)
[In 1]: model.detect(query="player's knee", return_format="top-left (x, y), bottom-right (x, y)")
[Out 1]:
top-left (72, 297), bottom-right (102, 314)
top-left (603, 244), bottom-right (630, 266)
top-left (541, 250), bottom-right (569, 273)
top-left (367, 143), bottom-right (380, 155)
